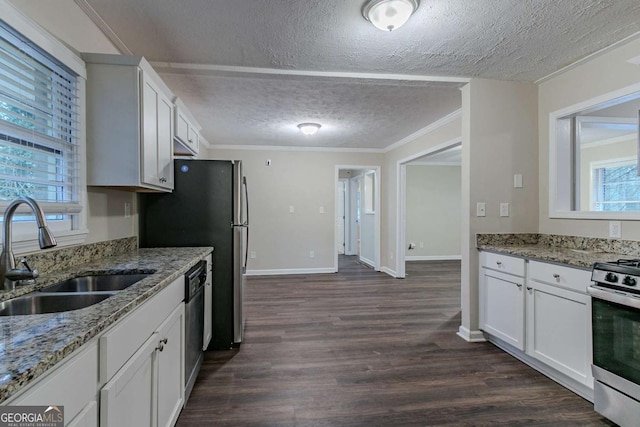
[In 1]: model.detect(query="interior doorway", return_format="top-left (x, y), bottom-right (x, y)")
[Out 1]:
top-left (396, 140), bottom-right (462, 278)
top-left (335, 165), bottom-right (381, 272)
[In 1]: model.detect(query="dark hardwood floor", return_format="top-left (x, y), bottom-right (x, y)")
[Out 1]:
top-left (176, 256), bottom-right (613, 426)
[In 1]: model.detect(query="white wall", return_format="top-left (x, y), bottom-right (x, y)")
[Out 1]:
top-left (539, 36), bottom-right (640, 238)
top-left (204, 148), bottom-right (383, 274)
top-left (405, 165), bottom-right (461, 259)
top-left (8, 0), bottom-right (137, 245)
top-left (461, 79), bottom-right (539, 339)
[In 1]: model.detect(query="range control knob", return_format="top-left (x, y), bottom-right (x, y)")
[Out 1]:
top-left (623, 276), bottom-right (637, 287)
top-left (605, 272), bottom-right (619, 283)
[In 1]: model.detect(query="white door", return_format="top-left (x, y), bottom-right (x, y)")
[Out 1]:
top-left (337, 181), bottom-right (346, 254)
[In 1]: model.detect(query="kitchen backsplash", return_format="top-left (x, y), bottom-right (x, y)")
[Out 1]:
top-left (477, 233), bottom-right (640, 256)
top-left (21, 236), bottom-right (137, 275)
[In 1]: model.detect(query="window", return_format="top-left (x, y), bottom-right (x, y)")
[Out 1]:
top-left (0, 19), bottom-right (85, 249)
top-left (591, 158), bottom-right (640, 211)
top-left (549, 85), bottom-right (640, 219)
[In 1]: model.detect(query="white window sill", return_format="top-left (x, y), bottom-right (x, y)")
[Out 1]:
top-left (2, 228), bottom-right (89, 255)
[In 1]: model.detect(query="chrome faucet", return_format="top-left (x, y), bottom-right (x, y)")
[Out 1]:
top-left (0, 197), bottom-right (57, 291)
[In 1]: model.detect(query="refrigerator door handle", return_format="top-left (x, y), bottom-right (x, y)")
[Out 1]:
top-left (242, 176), bottom-right (249, 226)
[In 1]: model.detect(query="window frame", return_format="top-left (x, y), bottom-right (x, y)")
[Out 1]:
top-left (549, 81), bottom-right (640, 219)
top-left (0, 3), bottom-right (87, 253)
top-left (590, 156), bottom-right (640, 212)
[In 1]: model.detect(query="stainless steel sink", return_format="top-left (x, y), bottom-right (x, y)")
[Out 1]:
top-left (40, 274), bottom-right (151, 293)
top-left (0, 292), bottom-right (115, 316)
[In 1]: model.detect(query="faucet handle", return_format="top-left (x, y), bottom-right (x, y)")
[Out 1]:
top-left (19, 258), bottom-right (32, 271)
top-left (18, 258), bottom-right (39, 279)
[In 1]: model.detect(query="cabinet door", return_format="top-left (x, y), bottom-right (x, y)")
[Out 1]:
top-left (67, 401), bottom-right (97, 427)
top-left (141, 73), bottom-right (160, 187)
top-left (526, 281), bottom-right (592, 387)
top-left (187, 124), bottom-right (199, 153)
top-left (156, 304), bottom-right (185, 427)
top-left (204, 264), bottom-right (213, 349)
top-left (101, 333), bottom-right (158, 427)
top-left (480, 270), bottom-right (525, 350)
top-left (157, 93), bottom-right (174, 189)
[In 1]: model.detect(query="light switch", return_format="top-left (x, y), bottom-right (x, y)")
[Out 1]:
top-left (476, 202), bottom-right (486, 217)
top-left (500, 203), bottom-right (510, 217)
top-left (289, 206), bottom-right (294, 213)
top-left (514, 174), bottom-right (523, 188)
top-left (319, 206), bottom-right (325, 214)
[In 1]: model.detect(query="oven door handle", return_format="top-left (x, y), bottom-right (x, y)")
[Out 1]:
top-left (588, 286), bottom-right (640, 310)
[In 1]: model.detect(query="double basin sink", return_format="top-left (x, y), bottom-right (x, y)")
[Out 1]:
top-left (0, 273), bottom-right (152, 316)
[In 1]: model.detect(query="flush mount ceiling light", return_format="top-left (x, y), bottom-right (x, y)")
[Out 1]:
top-left (362, 0), bottom-right (419, 32)
top-left (297, 123), bottom-right (321, 136)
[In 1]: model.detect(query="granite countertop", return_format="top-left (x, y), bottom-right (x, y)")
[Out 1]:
top-left (476, 233), bottom-right (633, 270)
top-left (0, 246), bottom-right (212, 403)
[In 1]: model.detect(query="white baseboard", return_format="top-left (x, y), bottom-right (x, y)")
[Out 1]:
top-left (246, 267), bottom-right (336, 276)
top-left (380, 266), bottom-right (398, 278)
top-left (359, 256), bottom-right (375, 268)
top-left (405, 255), bottom-right (462, 261)
top-left (457, 326), bottom-right (487, 342)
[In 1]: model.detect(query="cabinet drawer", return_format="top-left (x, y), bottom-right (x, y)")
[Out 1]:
top-left (100, 276), bottom-right (184, 382)
top-left (482, 252), bottom-right (525, 277)
top-left (528, 260), bottom-right (592, 293)
top-left (11, 342), bottom-right (98, 422)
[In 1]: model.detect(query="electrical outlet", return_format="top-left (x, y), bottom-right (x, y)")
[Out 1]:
top-left (309, 251), bottom-right (315, 258)
top-left (609, 221), bottom-right (621, 238)
top-left (289, 206), bottom-right (294, 213)
top-left (419, 242), bottom-right (424, 248)
top-left (319, 206), bottom-right (325, 214)
top-left (500, 203), bottom-right (510, 217)
top-left (250, 251), bottom-right (256, 259)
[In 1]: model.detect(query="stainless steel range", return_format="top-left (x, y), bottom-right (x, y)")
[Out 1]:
top-left (589, 259), bottom-right (640, 427)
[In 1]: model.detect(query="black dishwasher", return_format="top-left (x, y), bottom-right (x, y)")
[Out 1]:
top-left (184, 260), bottom-right (206, 403)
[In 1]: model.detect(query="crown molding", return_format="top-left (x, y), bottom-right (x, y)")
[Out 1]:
top-left (208, 144), bottom-right (384, 154)
top-left (383, 109), bottom-right (462, 153)
top-left (74, 0), bottom-right (132, 54)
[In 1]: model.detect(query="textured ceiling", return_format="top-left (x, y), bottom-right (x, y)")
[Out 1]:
top-left (79, 0), bottom-right (640, 149)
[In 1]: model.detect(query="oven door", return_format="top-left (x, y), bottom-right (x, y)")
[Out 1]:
top-left (590, 286), bottom-right (640, 397)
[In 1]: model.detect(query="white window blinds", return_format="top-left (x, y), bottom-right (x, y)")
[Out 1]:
top-left (0, 20), bottom-right (81, 215)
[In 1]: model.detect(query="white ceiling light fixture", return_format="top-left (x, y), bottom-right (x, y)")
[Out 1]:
top-left (362, 0), bottom-right (419, 32)
top-left (297, 123), bottom-right (322, 136)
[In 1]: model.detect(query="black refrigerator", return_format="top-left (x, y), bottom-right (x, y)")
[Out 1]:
top-left (139, 159), bottom-right (248, 350)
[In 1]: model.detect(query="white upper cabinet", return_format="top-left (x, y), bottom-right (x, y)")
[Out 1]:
top-left (173, 97), bottom-right (200, 156)
top-left (84, 54), bottom-right (174, 192)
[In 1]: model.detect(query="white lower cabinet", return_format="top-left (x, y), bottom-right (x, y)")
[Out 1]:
top-left (68, 401), bottom-right (98, 427)
top-left (156, 304), bottom-right (185, 427)
top-left (479, 252), bottom-right (594, 397)
top-left (526, 261), bottom-right (593, 388)
top-left (101, 304), bottom-right (184, 427)
top-left (100, 287), bottom-right (185, 427)
top-left (479, 252), bottom-right (525, 351)
top-left (8, 341), bottom-right (99, 423)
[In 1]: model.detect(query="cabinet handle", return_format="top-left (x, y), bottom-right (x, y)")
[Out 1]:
top-left (188, 139), bottom-right (193, 143)
top-left (526, 287), bottom-right (532, 291)
top-left (552, 273), bottom-right (560, 279)
top-left (516, 283), bottom-right (522, 289)
top-left (157, 338), bottom-right (168, 352)
top-left (496, 261), bottom-right (502, 266)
